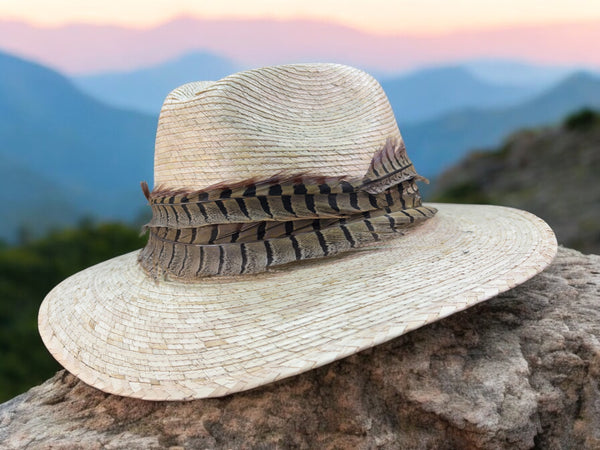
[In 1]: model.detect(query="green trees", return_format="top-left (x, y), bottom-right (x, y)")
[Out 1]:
top-left (0, 222), bottom-right (146, 401)
top-left (564, 108), bottom-right (600, 130)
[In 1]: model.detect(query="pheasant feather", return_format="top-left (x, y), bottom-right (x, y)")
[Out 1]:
top-left (139, 139), bottom-right (436, 280)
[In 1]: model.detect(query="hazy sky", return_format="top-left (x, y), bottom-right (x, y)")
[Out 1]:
top-left (2, 0), bottom-right (600, 34)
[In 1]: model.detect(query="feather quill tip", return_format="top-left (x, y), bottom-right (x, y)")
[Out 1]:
top-left (141, 181), bottom-right (151, 201)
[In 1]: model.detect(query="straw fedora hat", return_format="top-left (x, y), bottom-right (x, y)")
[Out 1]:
top-left (38, 63), bottom-right (557, 401)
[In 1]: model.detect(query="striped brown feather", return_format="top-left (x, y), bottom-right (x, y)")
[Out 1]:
top-left (139, 139), bottom-right (435, 280)
top-left (138, 205), bottom-right (436, 278)
top-left (146, 180), bottom-right (424, 229)
top-left (361, 137), bottom-right (429, 194)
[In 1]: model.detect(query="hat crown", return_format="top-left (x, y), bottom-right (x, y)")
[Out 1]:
top-left (154, 63), bottom-right (403, 190)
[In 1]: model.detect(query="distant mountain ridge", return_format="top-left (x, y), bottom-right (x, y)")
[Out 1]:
top-left (403, 71), bottom-right (600, 176)
top-left (461, 59), bottom-right (579, 88)
top-left (74, 56), bottom-right (546, 118)
top-left (0, 51), bottom-right (156, 241)
top-left (2, 50), bottom-right (600, 242)
top-left (432, 109), bottom-right (600, 254)
top-left (74, 52), bottom-right (240, 115)
top-left (0, 18), bottom-right (599, 75)
top-left (0, 153), bottom-right (79, 241)
top-left (380, 66), bottom-right (540, 124)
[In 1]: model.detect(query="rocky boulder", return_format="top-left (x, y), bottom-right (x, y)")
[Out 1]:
top-left (1, 247), bottom-right (599, 449)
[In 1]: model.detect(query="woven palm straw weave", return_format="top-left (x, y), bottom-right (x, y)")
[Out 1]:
top-left (38, 63), bottom-right (557, 400)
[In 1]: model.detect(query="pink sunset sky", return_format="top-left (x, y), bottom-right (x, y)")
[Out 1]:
top-left (2, 0), bottom-right (600, 34)
top-left (1, 0), bottom-right (599, 73)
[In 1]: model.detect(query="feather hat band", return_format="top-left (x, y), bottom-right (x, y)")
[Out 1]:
top-left (38, 63), bottom-right (557, 400)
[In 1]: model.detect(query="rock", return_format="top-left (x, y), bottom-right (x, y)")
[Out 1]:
top-left (1, 247), bottom-right (599, 449)
top-left (431, 120), bottom-right (600, 255)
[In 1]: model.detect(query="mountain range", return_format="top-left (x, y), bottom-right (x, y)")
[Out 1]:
top-left (461, 59), bottom-right (578, 88)
top-left (0, 18), bottom-right (599, 75)
top-left (0, 51), bottom-right (156, 241)
top-left (0, 153), bottom-right (79, 241)
top-left (402, 71), bottom-right (600, 176)
top-left (1, 49), bottom-right (600, 242)
top-left (74, 52), bottom-right (240, 115)
top-left (72, 52), bottom-right (549, 119)
top-left (380, 66), bottom-right (542, 125)
top-left (432, 109), bottom-right (600, 254)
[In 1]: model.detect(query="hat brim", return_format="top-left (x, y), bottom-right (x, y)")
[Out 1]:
top-left (38, 203), bottom-right (556, 400)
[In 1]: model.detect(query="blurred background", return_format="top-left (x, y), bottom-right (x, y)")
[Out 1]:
top-left (1, 0), bottom-right (599, 402)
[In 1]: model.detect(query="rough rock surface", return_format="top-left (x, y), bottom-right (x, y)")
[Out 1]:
top-left (432, 119), bottom-right (600, 254)
top-left (1, 247), bottom-right (599, 449)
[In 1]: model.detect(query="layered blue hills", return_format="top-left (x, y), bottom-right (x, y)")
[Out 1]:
top-left (74, 52), bottom-right (240, 115)
top-left (380, 66), bottom-right (540, 124)
top-left (2, 49), bottom-right (600, 241)
top-left (0, 51), bottom-right (156, 241)
top-left (0, 153), bottom-right (79, 240)
top-left (402, 71), bottom-right (600, 176)
top-left (74, 53), bottom-right (548, 121)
